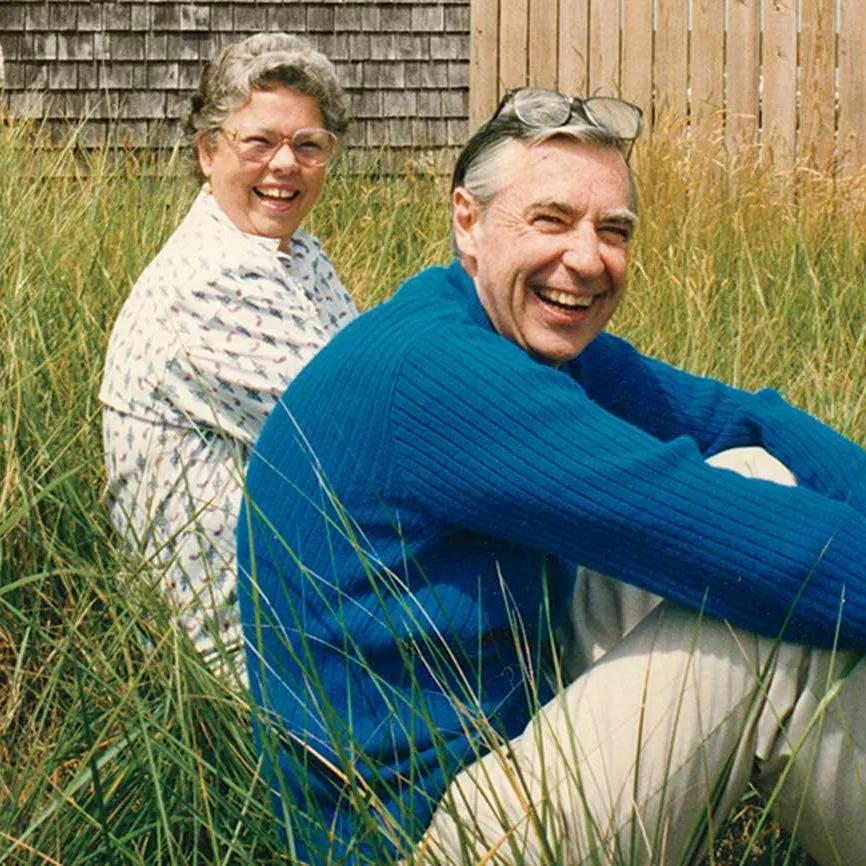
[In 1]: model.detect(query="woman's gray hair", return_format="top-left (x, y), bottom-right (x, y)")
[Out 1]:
top-left (453, 114), bottom-right (637, 214)
top-left (187, 32), bottom-right (349, 165)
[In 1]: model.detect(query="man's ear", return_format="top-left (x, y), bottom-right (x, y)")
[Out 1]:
top-left (452, 187), bottom-right (480, 273)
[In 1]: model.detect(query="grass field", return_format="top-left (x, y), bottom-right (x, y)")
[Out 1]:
top-left (2, 117), bottom-right (864, 864)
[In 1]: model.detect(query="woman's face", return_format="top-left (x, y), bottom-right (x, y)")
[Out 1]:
top-left (197, 86), bottom-right (329, 247)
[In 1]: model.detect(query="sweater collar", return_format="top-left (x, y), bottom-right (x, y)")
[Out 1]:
top-left (443, 259), bottom-right (584, 377)
top-left (445, 259), bottom-right (497, 333)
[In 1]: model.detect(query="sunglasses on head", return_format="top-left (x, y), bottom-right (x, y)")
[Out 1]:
top-left (493, 88), bottom-right (643, 158)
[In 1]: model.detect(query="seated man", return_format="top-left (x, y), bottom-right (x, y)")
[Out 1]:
top-left (238, 88), bottom-right (866, 865)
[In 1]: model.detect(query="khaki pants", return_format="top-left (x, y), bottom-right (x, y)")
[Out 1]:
top-left (419, 449), bottom-right (866, 865)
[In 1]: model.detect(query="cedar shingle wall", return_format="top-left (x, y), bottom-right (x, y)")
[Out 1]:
top-left (0, 1), bottom-right (471, 155)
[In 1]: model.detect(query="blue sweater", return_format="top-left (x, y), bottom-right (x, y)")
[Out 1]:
top-left (238, 261), bottom-right (866, 864)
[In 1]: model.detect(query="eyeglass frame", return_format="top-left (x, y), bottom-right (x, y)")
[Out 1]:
top-left (217, 125), bottom-right (340, 167)
top-left (492, 87), bottom-right (643, 159)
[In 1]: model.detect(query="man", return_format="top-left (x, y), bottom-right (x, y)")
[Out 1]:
top-left (238, 89), bottom-right (866, 865)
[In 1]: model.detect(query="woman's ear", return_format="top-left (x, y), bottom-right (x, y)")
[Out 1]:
top-left (452, 187), bottom-right (480, 273)
top-left (195, 133), bottom-right (214, 181)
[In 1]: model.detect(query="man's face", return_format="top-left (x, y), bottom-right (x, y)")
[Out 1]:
top-left (453, 139), bottom-right (634, 366)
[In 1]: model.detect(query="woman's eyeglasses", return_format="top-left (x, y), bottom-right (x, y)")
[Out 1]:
top-left (494, 88), bottom-right (643, 157)
top-left (219, 125), bottom-right (339, 167)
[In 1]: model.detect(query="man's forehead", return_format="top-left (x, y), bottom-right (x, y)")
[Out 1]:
top-left (502, 140), bottom-right (633, 211)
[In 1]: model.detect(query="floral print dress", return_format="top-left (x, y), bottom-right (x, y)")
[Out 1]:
top-left (100, 188), bottom-right (357, 678)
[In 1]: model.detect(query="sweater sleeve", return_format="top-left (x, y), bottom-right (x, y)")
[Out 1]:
top-left (572, 334), bottom-right (866, 515)
top-left (389, 328), bottom-right (866, 650)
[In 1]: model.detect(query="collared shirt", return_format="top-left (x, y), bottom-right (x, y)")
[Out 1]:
top-left (100, 188), bottom-right (357, 675)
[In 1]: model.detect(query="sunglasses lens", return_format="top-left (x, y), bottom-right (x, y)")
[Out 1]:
top-left (584, 98), bottom-right (643, 140)
top-left (511, 88), bottom-right (571, 128)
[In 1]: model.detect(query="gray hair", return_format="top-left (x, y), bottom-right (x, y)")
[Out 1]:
top-left (187, 32), bottom-right (349, 170)
top-left (452, 114), bottom-right (637, 214)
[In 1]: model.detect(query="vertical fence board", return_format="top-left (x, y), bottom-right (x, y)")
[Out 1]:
top-left (655, 0), bottom-right (688, 121)
top-left (558, 0), bottom-right (589, 95)
top-left (621, 0), bottom-right (652, 117)
top-left (587, 0), bottom-right (619, 95)
top-left (690, 0), bottom-right (724, 140)
top-left (838, 0), bottom-right (866, 173)
top-left (500, 0), bottom-right (529, 90)
top-left (529, 0), bottom-right (559, 87)
top-left (726, 0), bottom-right (760, 150)
top-left (799, 0), bottom-right (836, 171)
top-left (470, 0), bottom-right (501, 131)
top-left (762, 0), bottom-right (797, 168)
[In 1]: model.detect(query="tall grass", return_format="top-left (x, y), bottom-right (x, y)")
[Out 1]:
top-left (2, 114), bottom-right (863, 864)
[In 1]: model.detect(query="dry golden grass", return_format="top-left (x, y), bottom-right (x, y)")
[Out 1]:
top-left (1, 118), bottom-right (860, 864)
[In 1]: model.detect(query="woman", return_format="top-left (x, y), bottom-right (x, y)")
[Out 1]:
top-left (99, 33), bottom-right (357, 679)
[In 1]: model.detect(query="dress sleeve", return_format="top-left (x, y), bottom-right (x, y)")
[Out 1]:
top-left (389, 329), bottom-right (866, 650)
top-left (167, 259), bottom-right (345, 445)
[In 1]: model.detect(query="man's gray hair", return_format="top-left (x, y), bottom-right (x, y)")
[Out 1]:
top-left (453, 114), bottom-right (637, 214)
top-left (187, 32), bottom-right (349, 168)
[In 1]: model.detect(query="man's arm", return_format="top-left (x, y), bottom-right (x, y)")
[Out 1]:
top-left (390, 329), bottom-right (866, 650)
top-left (573, 332), bottom-right (866, 515)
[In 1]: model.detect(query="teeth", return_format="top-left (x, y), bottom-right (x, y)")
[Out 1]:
top-left (537, 287), bottom-right (593, 309)
top-left (258, 188), bottom-right (298, 200)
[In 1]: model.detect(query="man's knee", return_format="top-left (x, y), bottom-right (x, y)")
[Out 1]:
top-left (707, 446), bottom-right (797, 487)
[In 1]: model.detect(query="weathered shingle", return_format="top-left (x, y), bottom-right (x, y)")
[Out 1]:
top-left (1, 0), bottom-right (470, 158)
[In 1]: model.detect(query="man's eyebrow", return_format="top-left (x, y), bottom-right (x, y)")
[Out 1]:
top-left (526, 200), bottom-right (638, 227)
top-left (601, 208), bottom-right (638, 226)
top-left (526, 198), bottom-right (574, 215)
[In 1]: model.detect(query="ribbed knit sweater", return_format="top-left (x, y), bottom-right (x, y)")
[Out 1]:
top-left (238, 260), bottom-right (866, 864)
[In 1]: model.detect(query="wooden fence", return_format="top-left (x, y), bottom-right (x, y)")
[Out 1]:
top-left (470, 0), bottom-right (866, 173)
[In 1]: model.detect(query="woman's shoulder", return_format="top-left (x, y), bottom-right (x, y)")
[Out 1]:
top-left (131, 195), bottom-right (285, 302)
top-left (286, 227), bottom-right (325, 258)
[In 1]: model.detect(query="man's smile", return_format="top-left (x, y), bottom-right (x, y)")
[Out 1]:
top-left (532, 285), bottom-right (597, 312)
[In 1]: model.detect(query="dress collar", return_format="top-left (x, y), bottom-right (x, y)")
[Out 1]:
top-left (196, 186), bottom-right (300, 259)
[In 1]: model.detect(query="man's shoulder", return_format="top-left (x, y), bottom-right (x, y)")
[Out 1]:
top-left (283, 263), bottom-right (500, 408)
top-left (326, 263), bottom-right (479, 354)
